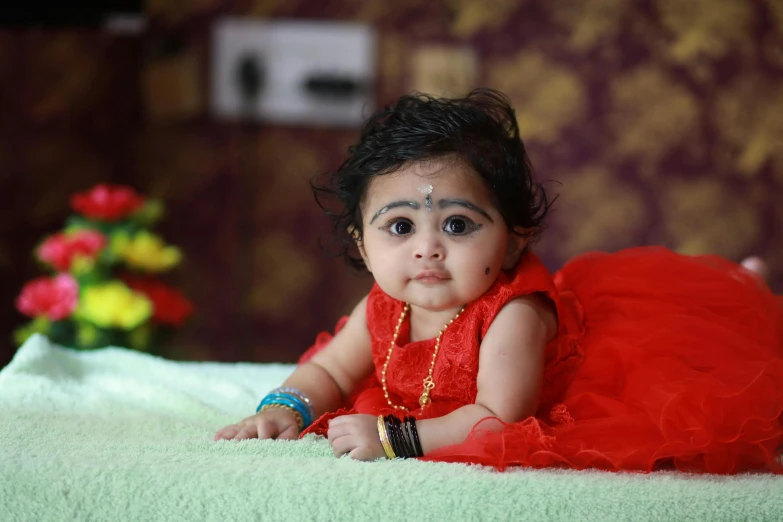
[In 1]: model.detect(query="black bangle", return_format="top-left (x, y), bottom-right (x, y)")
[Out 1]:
top-left (402, 416), bottom-right (417, 458)
top-left (385, 415), bottom-right (411, 458)
top-left (405, 416), bottom-right (424, 457)
top-left (389, 416), bottom-right (408, 459)
top-left (393, 415), bottom-right (414, 458)
top-left (384, 415), bottom-right (405, 458)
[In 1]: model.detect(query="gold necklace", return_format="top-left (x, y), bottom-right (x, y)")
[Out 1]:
top-left (381, 303), bottom-right (466, 410)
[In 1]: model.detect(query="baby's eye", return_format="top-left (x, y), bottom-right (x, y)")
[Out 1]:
top-left (443, 216), bottom-right (481, 236)
top-left (383, 218), bottom-right (414, 236)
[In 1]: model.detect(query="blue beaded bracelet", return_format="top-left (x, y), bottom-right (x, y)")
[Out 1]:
top-left (260, 394), bottom-right (310, 426)
top-left (256, 396), bottom-right (307, 427)
top-left (263, 391), bottom-right (312, 420)
top-left (256, 390), bottom-right (313, 428)
top-left (270, 387), bottom-right (315, 421)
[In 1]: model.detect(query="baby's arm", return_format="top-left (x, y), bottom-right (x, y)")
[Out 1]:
top-left (214, 295), bottom-right (373, 441)
top-left (416, 294), bottom-right (554, 453)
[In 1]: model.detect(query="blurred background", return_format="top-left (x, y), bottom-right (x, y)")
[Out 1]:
top-left (1, 0), bottom-right (782, 368)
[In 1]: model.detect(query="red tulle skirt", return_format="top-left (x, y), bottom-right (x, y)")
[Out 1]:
top-left (427, 249), bottom-right (783, 473)
top-left (305, 248), bottom-right (783, 474)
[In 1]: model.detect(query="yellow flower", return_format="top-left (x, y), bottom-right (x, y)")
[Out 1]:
top-left (77, 282), bottom-right (152, 330)
top-left (112, 231), bottom-right (181, 272)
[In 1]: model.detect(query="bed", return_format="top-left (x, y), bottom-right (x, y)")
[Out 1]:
top-left (1, 334), bottom-right (781, 521)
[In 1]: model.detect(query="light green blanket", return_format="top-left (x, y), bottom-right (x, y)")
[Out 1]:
top-left (1, 335), bottom-right (781, 522)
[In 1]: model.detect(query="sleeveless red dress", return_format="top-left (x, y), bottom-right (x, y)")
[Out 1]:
top-left (299, 247), bottom-right (783, 474)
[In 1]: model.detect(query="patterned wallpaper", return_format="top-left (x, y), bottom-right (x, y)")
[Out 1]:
top-left (1, 0), bottom-right (782, 367)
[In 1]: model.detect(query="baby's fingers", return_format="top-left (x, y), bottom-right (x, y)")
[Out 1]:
top-left (253, 418), bottom-right (285, 440)
top-left (330, 434), bottom-right (356, 458)
top-left (234, 424), bottom-right (261, 440)
top-left (327, 422), bottom-right (350, 444)
top-left (277, 423), bottom-right (299, 440)
top-left (213, 424), bottom-right (241, 441)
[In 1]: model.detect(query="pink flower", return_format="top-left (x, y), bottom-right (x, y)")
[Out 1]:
top-left (71, 184), bottom-right (145, 222)
top-left (16, 274), bottom-right (79, 321)
top-left (37, 229), bottom-right (107, 272)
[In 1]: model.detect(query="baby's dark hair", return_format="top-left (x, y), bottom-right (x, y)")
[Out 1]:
top-left (312, 88), bottom-right (551, 270)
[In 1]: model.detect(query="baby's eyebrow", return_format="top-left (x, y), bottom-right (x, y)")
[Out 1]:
top-left (438, 199), bottom-right (494, 222)
top-left (369, 200), bottom-right (420, 223)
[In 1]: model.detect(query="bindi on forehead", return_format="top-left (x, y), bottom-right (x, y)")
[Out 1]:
top-left (418, 184), bottom-right (434, 212)
top-left (364, 159), bottom-right (491, 220)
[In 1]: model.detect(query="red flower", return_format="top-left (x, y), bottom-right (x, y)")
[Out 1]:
top-left (37, 229), bottom-right (108, 272)
top-left (121, 276), bottom-right (193, 327)
top-left (16, 274), bottom-right (79, 320)
top-left (71, 184), bottom-right (145, 222)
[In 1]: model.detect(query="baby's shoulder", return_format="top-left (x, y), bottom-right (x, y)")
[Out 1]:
top-left (492, 293), bottom-right (558, 342)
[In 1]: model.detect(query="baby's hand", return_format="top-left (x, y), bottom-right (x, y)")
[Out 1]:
top-left (213, 408), bottom-right (299, 441)
top-left (327, 414), bottom-right (385, 461)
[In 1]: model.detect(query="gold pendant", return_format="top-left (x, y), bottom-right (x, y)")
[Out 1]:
top-left (419, 376), bottom-right (435, 407)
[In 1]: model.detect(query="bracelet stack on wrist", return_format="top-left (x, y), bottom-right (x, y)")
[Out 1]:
top-left (376, 415), bottom-right (424, 459)
top-left (258, 403), bottom-right (304, 429)
top-left (256, 387), bottom-right (315, 431)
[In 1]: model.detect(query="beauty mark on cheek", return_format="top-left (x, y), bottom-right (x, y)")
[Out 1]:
top-left (485, 267), bottom-right (490, 275)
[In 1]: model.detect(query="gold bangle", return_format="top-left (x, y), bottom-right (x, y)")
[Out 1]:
top-left (259, 404), bottom-right (304, 431)
top-left (377, 415), bottom-right (396, 459)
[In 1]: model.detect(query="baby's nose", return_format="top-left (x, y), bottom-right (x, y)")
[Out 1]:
top-left (413, 231), bottom-right (445, 260)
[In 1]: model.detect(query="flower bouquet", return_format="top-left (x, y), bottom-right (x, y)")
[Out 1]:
top-left (14, 184), bottom-right (193, 352)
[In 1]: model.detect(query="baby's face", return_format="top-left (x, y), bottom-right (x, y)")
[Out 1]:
top-left (359, 158), bottom-right (512, 312)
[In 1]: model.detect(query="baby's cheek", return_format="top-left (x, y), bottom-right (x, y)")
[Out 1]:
top-left (469, 278), bottom-right (496, 302)
top-left (371, 262), bottom-right (406, 298)
top-left (460, 259), bottom-right (498, 295)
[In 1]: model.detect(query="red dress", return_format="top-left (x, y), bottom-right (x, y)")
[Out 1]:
top-left (300, 247), bottom-right (783, 474)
